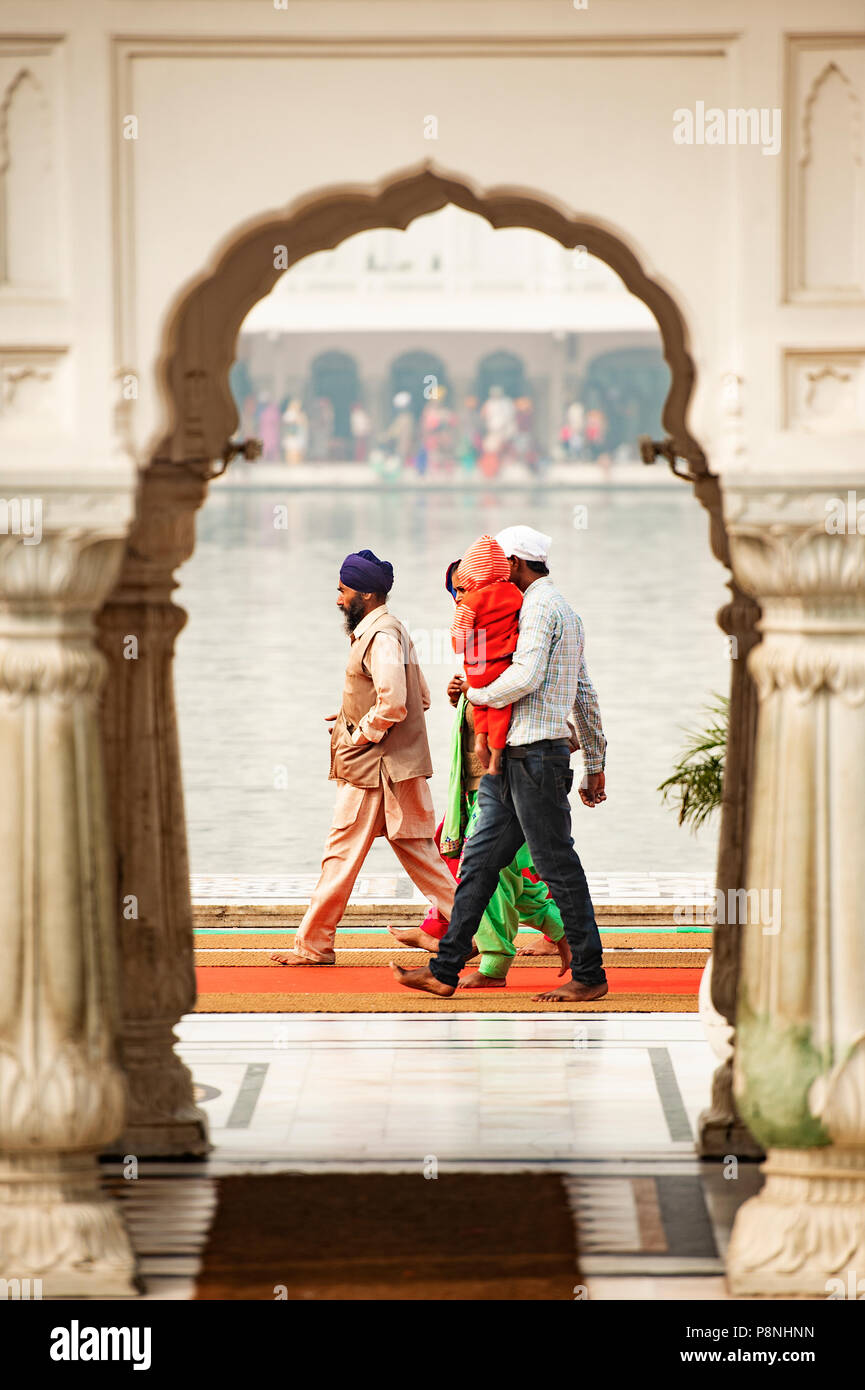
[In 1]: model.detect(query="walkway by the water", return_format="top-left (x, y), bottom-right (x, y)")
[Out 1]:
top-left (212, 458), bottom-right (677, 492)
top-left (191, 871), bottom-right (716, 906)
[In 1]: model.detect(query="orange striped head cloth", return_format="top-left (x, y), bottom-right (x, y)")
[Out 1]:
top-left (454, 535), bottom-right (511, 591)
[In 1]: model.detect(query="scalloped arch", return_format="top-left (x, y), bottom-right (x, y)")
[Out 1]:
top-left (151, 162), bottom-right (708, 474)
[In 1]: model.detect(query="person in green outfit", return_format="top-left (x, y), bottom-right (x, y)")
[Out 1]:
top-left (388, 563), bottom-right (571, 989)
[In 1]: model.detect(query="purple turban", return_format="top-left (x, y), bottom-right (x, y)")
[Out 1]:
top-left (339, 548), bottom-right (394, 594)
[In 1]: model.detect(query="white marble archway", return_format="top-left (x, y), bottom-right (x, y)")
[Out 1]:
top-left (97, 165), bottom-right (758, 1166)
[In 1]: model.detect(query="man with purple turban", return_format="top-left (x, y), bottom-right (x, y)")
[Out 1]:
top-left (272, 549), bottom-right (456, 966)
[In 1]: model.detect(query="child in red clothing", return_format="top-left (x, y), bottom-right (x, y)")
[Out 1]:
top-left (451, 534), bottom-right (523, 775)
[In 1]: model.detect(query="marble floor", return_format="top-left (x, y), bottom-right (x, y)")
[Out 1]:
top-left (103, 1011), bottom-right (765, 1301)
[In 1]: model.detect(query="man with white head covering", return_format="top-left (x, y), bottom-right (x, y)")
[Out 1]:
top-left (494, 525), bottom-right (551, 563)
top-left (392, 523), bottom-right (608, 1004)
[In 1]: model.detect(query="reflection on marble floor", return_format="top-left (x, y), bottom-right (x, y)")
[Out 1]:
top-left (103, 1012), bottom-right (764, 1301)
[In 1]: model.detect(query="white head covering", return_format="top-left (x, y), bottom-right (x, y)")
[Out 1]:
top-left (495, 525), bottom-right (552, 563)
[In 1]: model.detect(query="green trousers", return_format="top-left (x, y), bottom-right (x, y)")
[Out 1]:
top-left (461, 789), bottom-right (565, 979)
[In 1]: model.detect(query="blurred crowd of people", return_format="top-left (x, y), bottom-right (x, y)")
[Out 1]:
top-left (558, 399), bottom-right (610, 462)
top-left (240, 392), bottom-right (381, 465)
top-left (371, 385), bottom-right (543, 480)
top-left (242, 393), bottom-right (339, 464)
top-left (238, 384), bottom-right (619, 472)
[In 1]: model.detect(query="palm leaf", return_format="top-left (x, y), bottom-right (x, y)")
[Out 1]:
top-left (658, 694), bottom-right (728, 832)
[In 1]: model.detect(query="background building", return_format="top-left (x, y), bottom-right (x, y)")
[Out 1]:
top-left (233, 207), bottom-right (666, 459)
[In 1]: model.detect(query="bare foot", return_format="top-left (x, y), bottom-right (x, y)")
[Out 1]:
top-left (389, 963), bottom-right (455, 997)
top-left (517, 940), bottom-right (572, 980)
top-left (474, 733), bottom-right (491, 768)
top-left (488, 746), bottom-right (503, 775)
top-left (270, 950), bottom-right (334, 966)
top-left (517, 936), bottom-right (559, 957)
top-left (532, 980), bottom-right (609, 1004)
top-left (554, 938), bottom-right (572, 976)
top-left (457, 970), bottom-right (507, 989)
top-left (387, 925), bottom-right (441, 953)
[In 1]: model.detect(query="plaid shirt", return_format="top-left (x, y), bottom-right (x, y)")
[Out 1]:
top-left (465, 576), bottom-right (607, 773)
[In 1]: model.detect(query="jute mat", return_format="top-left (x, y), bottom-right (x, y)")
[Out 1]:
top-left (195, 991), bottom-right (698, 1013)
top-left (193, 1173), bottom-right (580, 1300)
top-left (193, 902), bottom-right (694, 928)
top-left (194, 948), bottom-right (708, 969)
top-left (195, 930), bottom-right (709, 950)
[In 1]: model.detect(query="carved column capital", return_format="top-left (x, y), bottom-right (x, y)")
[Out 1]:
top-left (723, 477), bottom-right (865, 602)
top-left (724, 479), bottom-right (865, 706)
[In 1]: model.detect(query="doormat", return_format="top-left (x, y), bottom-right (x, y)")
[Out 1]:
top-left (194, 1173), bottom-right (581, 1301)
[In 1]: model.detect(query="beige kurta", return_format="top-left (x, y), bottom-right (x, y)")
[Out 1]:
top-left (338, 610), bottom-right (437, 840)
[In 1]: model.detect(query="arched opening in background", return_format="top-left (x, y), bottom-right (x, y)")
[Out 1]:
top-left (582, 345), bottom-right (669, 455)
top-left (388, 349), bottom-right (451, 421)
top-left (309, 349), bottom-right (361, 450)
top-left (475, 349), bottom-right (528, 405)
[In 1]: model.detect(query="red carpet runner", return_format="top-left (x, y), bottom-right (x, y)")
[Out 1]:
top-left (194, 965), bottom-right (702, 1012)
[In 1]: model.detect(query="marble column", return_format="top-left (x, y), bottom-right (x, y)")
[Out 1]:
top-left (97, 462), bottom-right (211, 1157)
top-left (0, 482), bottom-right (139, 1296)
top-left (693, 474), bottom-right (764, 1159)
top-left (724, 476), bottom-right (865, 1296)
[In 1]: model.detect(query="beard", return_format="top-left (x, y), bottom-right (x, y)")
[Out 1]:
top-left (342, 596), bottom-right (366, 634)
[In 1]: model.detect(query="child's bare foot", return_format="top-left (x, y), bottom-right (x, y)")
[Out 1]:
top-left (517, 939), bottom-right (572, 977)
top-left (488, 746), bottom-right (503, 775)
top-left (474, 732), bottom-right (490, 768)
top-left (457, 970), bottom-right (507, 989)
top-left (516, 936), bottom-right (559, 956)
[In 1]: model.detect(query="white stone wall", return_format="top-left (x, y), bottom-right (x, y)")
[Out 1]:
top-left (0, 2), bottom-right (860, 481)
top-left (1, 0), bottom-right (860, 484)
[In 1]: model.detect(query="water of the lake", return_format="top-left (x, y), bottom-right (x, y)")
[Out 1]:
top-left (174, 481), bottom-right (729, 879)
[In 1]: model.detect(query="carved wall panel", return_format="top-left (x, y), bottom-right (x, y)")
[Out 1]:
top-left (785, 37), bottom-right (865, 305)
top-left (0, 346), bottom-right (69, 439)
top-left (785, 349), bottom-right (865, 434)
top-left (0, 43), bottom-right (63, 297)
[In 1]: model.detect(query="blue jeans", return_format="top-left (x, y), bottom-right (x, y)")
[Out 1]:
top-left (429, 740), bottom-right (607, 989)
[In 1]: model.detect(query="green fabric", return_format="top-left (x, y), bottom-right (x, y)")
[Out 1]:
top-left (459, 790), bottom-right (564, 979)
top-left (440, 695), bottom-right (468, 858)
